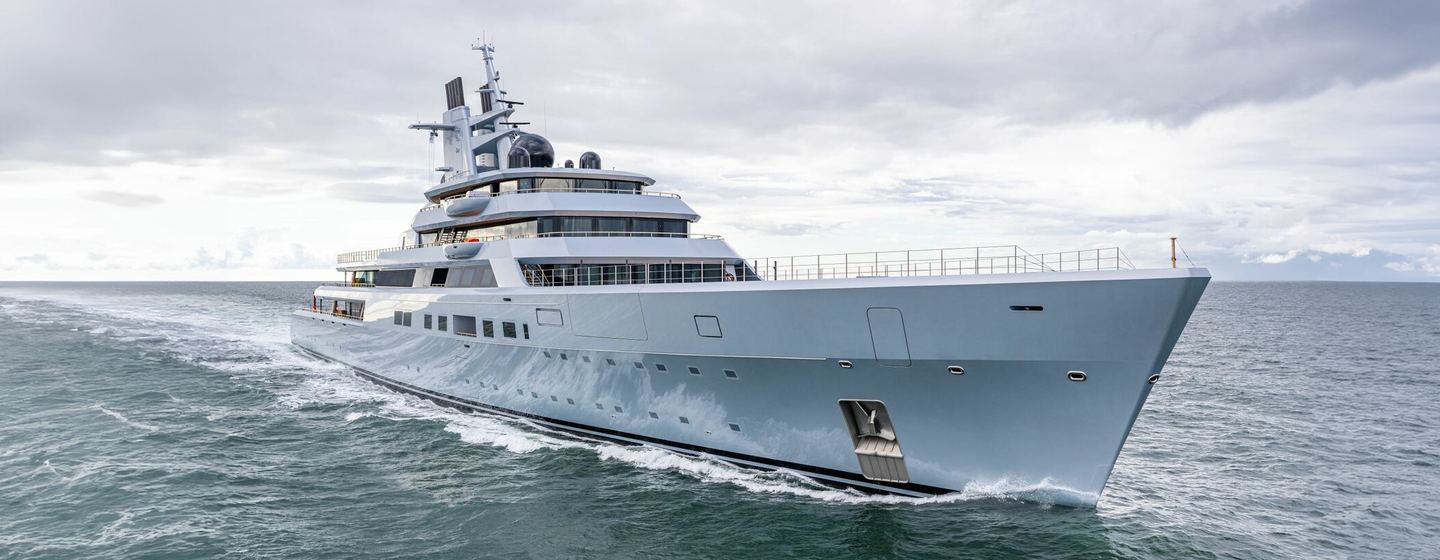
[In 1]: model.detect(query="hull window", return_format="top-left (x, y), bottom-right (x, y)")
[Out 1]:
top-left (502, 322), bottom-right (517, 338)
top-left (437, 316), bottom-right (448, 332)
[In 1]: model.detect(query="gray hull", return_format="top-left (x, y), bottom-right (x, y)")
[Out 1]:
top-left (291, 268), bottom-right (1209, 506)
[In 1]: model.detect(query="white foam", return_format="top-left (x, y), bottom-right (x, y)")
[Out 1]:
top-left (95, 406), bottom-right (160, 432)
top-left (2, 289), bottom-right (1091, 507)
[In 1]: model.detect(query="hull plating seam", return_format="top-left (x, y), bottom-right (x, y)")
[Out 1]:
top-left (295, 344), bottom-right (957, 496)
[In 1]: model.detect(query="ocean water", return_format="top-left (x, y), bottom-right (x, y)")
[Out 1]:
top-left (0, 281), bottom-right (1437, 559)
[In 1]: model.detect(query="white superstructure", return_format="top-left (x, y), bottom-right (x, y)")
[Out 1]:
top-left (291, 44), bottom-right (1210, 506)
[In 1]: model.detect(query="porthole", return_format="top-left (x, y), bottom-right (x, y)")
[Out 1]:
top-left (654, 364), bottom-right (668, 372)
top-left (550, 395), bottom-right (558, 402)
top-left (1148, 374), bottom-right (1161, 385)
top-left (566, 398), bottom-right (575, 405)
top-left (687, 366), bottom-right (701, 376)
top-left (583, 356), bottom-right (591, 363)
top-left (531, 392), bottom-right (539, 398)
top-left (595, 403), bottom-right (604, 410)
top-left (648, 411), bottom-right (659, 419)
top-left (613, 406), bottom-right (624, 413)
top-left (947, 365), bottom-right (965, 375)
top-left (1067, 370), bottom-right (1088, 382)
top-left (606, 358), bottom-right (617, 366)
top-left (728, 423), bottom-right (741, 432)
top-left (543, 351), bottom-right (552, 359)
top-left (560, 353), bottom-right (568, 361)
top-left (678, 416), bottom-right (690, 424)
top-left (517, 389), bottom-right (525, 395)
top-left (633, 361), bottom-right (644, 369)
top-left (723, 369), bottom-right (738, 379)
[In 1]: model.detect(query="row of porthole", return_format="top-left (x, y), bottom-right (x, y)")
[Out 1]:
top-left (539, 351), bottom-right (740, 380)
top-left (941, 364), bottom-right (1159, 385)
top-left (496, 383), bottom-right (742, 433)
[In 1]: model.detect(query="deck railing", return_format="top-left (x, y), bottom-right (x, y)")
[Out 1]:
top-left (337, 232), bottom-right (722, 264)
top-left (746, 246), bottom-right (1134, 281)
top-left (420, 187), bottom-right (683, 211)
top-left (338, 239), bottom-right (1134, 281)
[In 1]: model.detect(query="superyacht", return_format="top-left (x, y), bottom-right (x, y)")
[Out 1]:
top-left (291, 43), bottom-right (1210, 506)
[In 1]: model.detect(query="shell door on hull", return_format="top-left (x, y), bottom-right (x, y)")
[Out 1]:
top-left (867, 307), bottom-right (912, 367)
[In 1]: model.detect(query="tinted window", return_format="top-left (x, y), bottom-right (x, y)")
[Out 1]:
top-left (502, 322), bottom-right (517, 338)
top-left (454, 315), bottom-right (477, 336)
top-left (445, 264), bottom-right (498, 288)
top-left (376, 269), bottom-right (416, 287)
top-left (482, 320), bottom-right (494, 338)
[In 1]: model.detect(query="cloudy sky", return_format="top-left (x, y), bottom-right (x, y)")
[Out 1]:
top-left (2, 0), bottom-right (1438, 281)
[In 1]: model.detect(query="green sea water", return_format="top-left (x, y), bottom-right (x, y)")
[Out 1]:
top-left (1, 282), bottom-right (1437, 559)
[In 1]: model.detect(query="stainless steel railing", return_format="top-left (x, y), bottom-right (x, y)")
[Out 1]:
top-left (420, 187), bottom-right (684, 211)
top-left (745, 246), bottom-right (1134, 281)
top-left (337, 232), bottom-right (723, 263)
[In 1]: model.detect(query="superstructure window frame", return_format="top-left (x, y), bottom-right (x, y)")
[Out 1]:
top-left (454, 315), bottom-right (477, 337)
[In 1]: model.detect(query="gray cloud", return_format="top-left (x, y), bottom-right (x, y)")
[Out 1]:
top-left (3, 0), bottom-right (1439, 281)
top-left (89, 190), bottom-right (164, 208)
top-left (328, 182), bottom-right (425, 204)
top-left (7, 0), bottom-right (1440, 167)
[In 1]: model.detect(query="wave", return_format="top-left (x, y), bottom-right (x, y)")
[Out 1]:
top-left (0, 289), bottom-right (1083, 507)
top-left (95, 406), bottom-right (161, 432)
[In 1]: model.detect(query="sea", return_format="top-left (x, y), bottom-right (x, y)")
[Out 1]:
top-left (0, 281), bottom-right (1437, 559)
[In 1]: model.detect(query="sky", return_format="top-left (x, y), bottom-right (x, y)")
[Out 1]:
top-left (2, 0), bottom-right (1439, 281)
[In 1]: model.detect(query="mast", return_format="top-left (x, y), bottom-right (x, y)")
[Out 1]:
top-left (473, 41), bottom-right (516, 170)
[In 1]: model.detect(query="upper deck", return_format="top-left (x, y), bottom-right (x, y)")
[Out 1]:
top-left (424, 167), bottom-right (656, 203)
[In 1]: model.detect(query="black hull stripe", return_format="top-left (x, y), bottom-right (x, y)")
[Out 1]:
top-left (295, 345), bottom-right (956, 497)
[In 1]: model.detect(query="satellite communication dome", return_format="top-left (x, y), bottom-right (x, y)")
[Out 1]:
top-left (510, 133), bottom-right (555, 168)
top-left (507, 145), bottom-right (531, 168)
top-left (579, 151), bottom-right (602, 169)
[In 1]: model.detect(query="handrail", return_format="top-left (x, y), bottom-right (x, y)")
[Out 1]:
top-left (745, 246), bottom-right (1134, 281)
top-left (534, 231), bottom-right (722, 239)
top-left (337, 232), bottom-right (723, 263)
top-left (417, 188), bottom-right (682, 212)
top-left (301, 307), bottom-right (364, 320)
